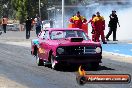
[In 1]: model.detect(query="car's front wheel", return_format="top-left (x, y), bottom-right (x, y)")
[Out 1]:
top-left (51, 55), bottom-right (59, 70)
top-left (36, 53), bottom-right (44, 66)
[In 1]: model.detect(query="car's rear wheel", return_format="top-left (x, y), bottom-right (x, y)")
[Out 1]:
top-left (36, 53), bottom-right (44, 66)
top-left (51, 55), bottom-right (59, 70)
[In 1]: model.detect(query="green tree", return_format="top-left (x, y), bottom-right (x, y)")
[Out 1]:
top-left (11, 0), bottom-right (48, 23)
top-left (0, 0), bottom-right (14, 18)
top-left (11, 0), bottom-right (27, 23)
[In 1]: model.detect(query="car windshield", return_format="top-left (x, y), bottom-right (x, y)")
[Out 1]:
top-left (50, 30), bottom-right (89, 40)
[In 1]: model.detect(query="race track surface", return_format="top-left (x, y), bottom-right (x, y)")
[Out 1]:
top-left (0, 43), bottom-right (131, 88)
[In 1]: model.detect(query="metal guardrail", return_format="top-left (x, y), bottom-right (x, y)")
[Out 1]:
top-left (0, 23), bottom-right (22, 31)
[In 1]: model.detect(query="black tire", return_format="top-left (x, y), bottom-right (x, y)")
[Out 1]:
top-left (34, 47), bottom-right (38, 56)
top-left (82, 64), bottom-right (91, 71)
top-left (36, 53), bottom-right (44, 66)
top-left (91, 62), bottom-right (99, 70)
top-left (31, 51), bottom-right (32, 55)
top-left (43, 60), bottom-right (51, 67)
top-left (51, 55), bottom-right (59, 70)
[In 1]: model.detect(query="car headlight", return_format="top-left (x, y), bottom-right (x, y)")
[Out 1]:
top-left (57, 48), bottom-right (64, 54)
top-left (95, 47), bottom-right (101, 53)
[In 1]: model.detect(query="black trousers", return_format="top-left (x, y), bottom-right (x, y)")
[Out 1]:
top-left (26, 30), bottom-right (30, 39)
top-left (106, 27), bottom-right (117, 41)
top-left (3, 24), bottom-right (7, 33)
top-left (26, 27), bottom-right (31, 39)
top-left (36, 26), bottom-right (41, 36)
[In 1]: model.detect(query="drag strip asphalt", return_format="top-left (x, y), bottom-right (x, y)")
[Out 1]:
top-left (0, 43), bottom-right (131, 88)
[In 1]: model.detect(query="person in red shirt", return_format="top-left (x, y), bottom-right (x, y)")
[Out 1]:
top-left (92, 12), bottom-right (107, 44)
top-left (70, 11), bottom-right (87, 29)
top-left (88, 14), bottom-right (96, 41)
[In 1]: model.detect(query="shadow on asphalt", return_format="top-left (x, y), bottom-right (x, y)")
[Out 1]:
top-left (45, 65), bottom-right (115, 72)
top-left (98, 65), bottom-right (115, 71)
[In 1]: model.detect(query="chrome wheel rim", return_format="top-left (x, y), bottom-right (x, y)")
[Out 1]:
top-left (51, 58), bottom-right (55, 69)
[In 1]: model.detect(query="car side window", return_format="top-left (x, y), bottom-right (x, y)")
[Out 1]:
top-left (65, 31), bottom-right (76, 38)
top-left (43, 31), bottom-right (49, 40)
top-left (51, 31), bottom-right (64, 40)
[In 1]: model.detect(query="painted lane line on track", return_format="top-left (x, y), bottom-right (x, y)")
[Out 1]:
top-left (103, 51), bottom-right (132, 58)
top-left (102, 43), bottom-right (132, 57)
top-left (114, 49), bottom-right (120, 52)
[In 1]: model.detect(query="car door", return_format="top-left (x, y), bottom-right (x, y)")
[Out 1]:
top-left (38, 30), bottom-right (50, 61)
top-left (37, 31), bottom-right (45, 59)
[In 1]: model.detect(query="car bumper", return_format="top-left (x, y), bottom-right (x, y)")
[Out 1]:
top-left (55, 54), bottom-right (102, 64)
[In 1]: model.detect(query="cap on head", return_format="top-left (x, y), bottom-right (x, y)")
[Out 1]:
top-left (92, 14), bottom-right (96, 17)
top-left (96, 12), bottom-right (100, 14)
top-left (77, 11), bottom-right (80, 14)
top-left (112, 10), bottom-right (116, 12)
top-left (27, 17), bottom-right (29, 19)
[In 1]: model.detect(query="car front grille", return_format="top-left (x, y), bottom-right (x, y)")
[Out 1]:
top-left (63, 46), bottom-right (96, 55)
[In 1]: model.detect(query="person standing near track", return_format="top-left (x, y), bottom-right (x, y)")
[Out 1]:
top-left (70, 11), bottom-right (87, 29)
top-left (88, 14), bottom-right (96, 41)
top-left (35, 17), bottom-right (42, 36)
top-left (92, 12), bottom-right (107, 44)
top-left (106, 10), bottom-right (120, 41)
top-left (25, 17), bottom-right (32, 39)
top-left (2, 16), bottom-right (8, 33)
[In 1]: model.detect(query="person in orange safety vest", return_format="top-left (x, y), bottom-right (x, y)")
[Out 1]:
top-left (70, 11), bottom-right (87, 29)
top-left (92, 12), bottom-right (107, 44)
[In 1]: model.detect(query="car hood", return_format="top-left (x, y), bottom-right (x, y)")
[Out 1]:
top-left (49, 38), bottom-right (101, 47)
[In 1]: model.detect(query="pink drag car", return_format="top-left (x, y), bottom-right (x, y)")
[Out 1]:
top-left (31, 28), bottom-right (102, 70)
